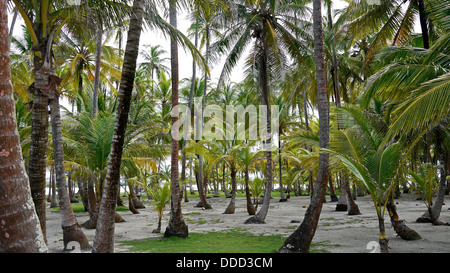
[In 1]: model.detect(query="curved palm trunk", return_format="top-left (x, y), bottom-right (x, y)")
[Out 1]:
top-left (0, 7), bottom-right (47, 251)
top-left (92, 0), bottom-right (145, 253)
top-left (386, 197), bottom-right (421, 240)
top-left (245, 34), bottom-right (272, 224)
top-left (50, 95), bottom-right (90, 251)
top-left (223, 165), bottom-right (237, 214)
top-left (278, 0), bottom-right (329, 252)
top-left (164, 0), bottom-right (189, 239)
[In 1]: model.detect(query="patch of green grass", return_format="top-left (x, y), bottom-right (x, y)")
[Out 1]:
top-left (118, 229), bottom-right (331, 253)
top-left (51, 204), bottom-right (128, 213)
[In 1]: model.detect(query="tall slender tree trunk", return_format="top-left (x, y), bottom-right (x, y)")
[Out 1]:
top-left (181, 17), bottom-right (198, 197)
top-left (195, 23), bottom-right (212, 210)
top-left (92, 0), bottom-right (145, 253)
top-left (165, 0), bottom-right (189, 239)
top-left (50, 95), bottom-right (90, 251)
top-left (29, 38), bottom-right (51, 244)
top-left (245, 32), bottom-right (273, 224)
top-left (50, 167), bottom-right (58, 208)
top-left (92, 28), bottom-right (103, 118)
top-left (0, 4), bottom-right (47, 251)
top-left (279, 127), bottom-right (287, 202)
top-left (417, 0), bottom-right (430, 49)
top-left (245, 166), bottom-right (256, 215)
top-left (278, 0), bottom-right (329, 252)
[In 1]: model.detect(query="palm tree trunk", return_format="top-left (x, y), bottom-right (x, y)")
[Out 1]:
top-left (224, 165), bottom-right (237, 214)
top-left (50, 167), bottom-right (58, 208)
top-left (417, 0), bottom-right (430, 49)
top-left (164, 0), bottom-right (189, 239)
top-left (245, 166), bottom-right (256, 215)
top-left (181, 16), bottom-right (198, 195)
top-left (92, 0), bottom-right (146, 253)
top-left (29, 43), bottom-right (51, 245)
top-left (386, 196), bottom-right (422, 240)
top-left (222, 164), bottom-right (231, 198)
top-left (279, 128), bottom-right (287, 202)
top-left (92, 28), bottom-right (103, 118)
top-left (278, 0), bottom-right (329, 252)
top-left (50, 95), bottom-right (90, 251)
top-left (0, 7), bottom-right (47, 251)
top-left (378, 216), bottom-right (389, 253)
top-left (245, 33), bottom-right (273, 224)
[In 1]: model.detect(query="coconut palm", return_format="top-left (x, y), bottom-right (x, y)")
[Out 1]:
top-left (344, 0), bottom-right (438, 65)
top-left (409, 163), bottom-right (449, 225)
top-left (10, 0), bottom-right (131, 242)
top-left (213, 0), bottom-right (311, 224)
top-left (149, 183), bottom-right (172, 233)
top-left (92, 0), bottom-right (145, 252)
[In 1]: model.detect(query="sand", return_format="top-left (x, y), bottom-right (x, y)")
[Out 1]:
top-left (45, 192), bottom-right (450, 253)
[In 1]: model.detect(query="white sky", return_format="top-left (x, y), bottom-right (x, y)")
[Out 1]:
top-left (8, 1), bottom-right (421, 93)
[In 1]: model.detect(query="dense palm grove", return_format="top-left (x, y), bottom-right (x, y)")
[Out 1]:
top-left (0, 0), bottom-right (448, 254)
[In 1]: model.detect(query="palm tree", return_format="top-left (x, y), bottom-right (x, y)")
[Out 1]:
top-left (12, 0), bottom-right (130, 242)
top-left (278, 0), bottom-right (330, 253)
top-left (49, 89), bottom-right (90, 251)
top-left (0, 2), bottom-right (47, 252)
top-left (164, 0), bottom-right (189, 239)
top-left (409, 163), bottom-right (449, 225)
top-left (214, 0), bottom-right (310, 224)
top-left (139, 44), bottom-right (170, 83)
top-left (92, 0), bottom-right (146, 253)
top-left (344, 0), bottom-right (436, 65)
top-left (148, 183), bottom-right (172, 233)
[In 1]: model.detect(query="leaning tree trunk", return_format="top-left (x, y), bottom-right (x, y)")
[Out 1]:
top-left (0, 6), bottom-right (48, 251)
top-left (278, 0), bottom-right (329, 252)
top-left (50, 94), bottom-right (90, 251)
top-left (224, 165), bottom-right (237, 214)
top-left (244, 33), bottom-right (273, 224)
top-left (92, 0), bottom-right (145, 253)
top-left (164, 0), bottom-right (189, 239)
top-left (386, 196), bottom-right (422, 240)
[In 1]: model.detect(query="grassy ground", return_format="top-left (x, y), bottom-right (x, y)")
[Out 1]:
top-left (117, 229), bottom-right (331, 253)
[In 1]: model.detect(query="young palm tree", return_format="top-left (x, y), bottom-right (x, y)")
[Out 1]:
top-left (0, 2), bottom-right (47, 252)
top-left (148, 183), bottom-right (172, 233)
top-left (409, 163), bottom-right (449, 226)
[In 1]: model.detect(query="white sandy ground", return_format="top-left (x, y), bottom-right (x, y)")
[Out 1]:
top-left (45, 193), bottom-right (450, 253)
